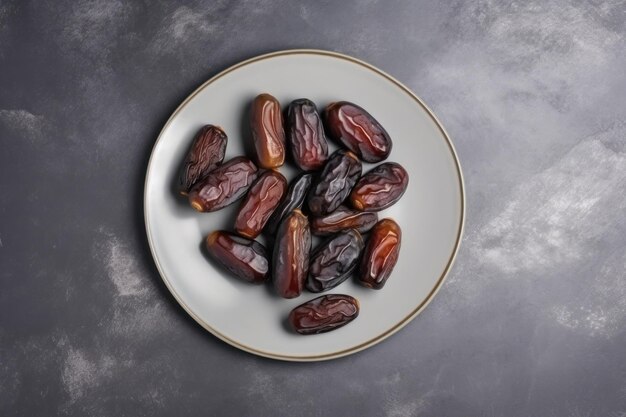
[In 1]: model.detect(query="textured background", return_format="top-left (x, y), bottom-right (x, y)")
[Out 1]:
top-left (1, 0), bottom-right (625, 416)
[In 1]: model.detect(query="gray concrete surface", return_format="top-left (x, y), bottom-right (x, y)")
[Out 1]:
top-left (1, 0), bottom-right (625, 415)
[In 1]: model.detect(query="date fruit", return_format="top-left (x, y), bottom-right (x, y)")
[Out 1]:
top-left (178, 125), bottom-right (228, 195)
top-left (307, 149), bottom-right (362, 216)
top-left (205, 231), bottom-right (269, 284)
top-left (272, 209), bottom-right (311, 298)
top-left (358, 219), bottom-right (401, 289)
top-left (324, 101), bottom-right (392, 162)
top-left (286, 99), bottom-right (329, 171)
top-left (265, 173), bottom-right (313, 235)
top-left (188, 156), bottom-right (258, 212)
top-left (310, 205), bottom-right (378, 236)
top-left (350, 162), bottom-right (409, 211)
top-left (306, 229), bottom-right (364, 293)
top-left (250, 93), bottom-right (286, 168)
top-left (288, 294), bottom-right (359, 335)
top-left (234, 170), bottom-right (287, 239)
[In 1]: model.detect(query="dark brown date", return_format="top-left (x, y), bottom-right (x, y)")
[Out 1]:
top-left (265, 173), bottom-right (313, 235)
top-left (324, 101), bottom-right (392, 163)
top-left (286, 99), bottom-right (329, 171)
top-left (234, 170), bottom-right (287, 239)
top-left (310, 205), bottom-right (378, 236)
top-left (250, 93), bottom-right (286, 168)
top-left (288, 294), bottom-right (359, 335)
top-left (178, 125), bottom-right (228, 195)
top-left (205, 231), bottom-right (269, 284)
top-left (350, 162), bottom-right (409, 211)
top-left (306, 229), bottom-right (364, 293)
top-left (307, 149), bottom-right (362, 216)
top-left (188, 156), bottom-right (258, 212)
top-left (358, 219), bottom-right (401, 289)
top-left (272, 209), bottom-right (311, 298)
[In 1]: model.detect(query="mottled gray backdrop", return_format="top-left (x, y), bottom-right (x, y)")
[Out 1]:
top-left (1, 0), bottom-right (625, 416)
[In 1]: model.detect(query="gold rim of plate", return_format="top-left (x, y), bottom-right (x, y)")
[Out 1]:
top-left (144, 49), bottom-right (466, 362)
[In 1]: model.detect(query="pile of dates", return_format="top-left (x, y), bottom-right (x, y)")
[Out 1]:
top-left (178, 94), bottom-right (408, 335)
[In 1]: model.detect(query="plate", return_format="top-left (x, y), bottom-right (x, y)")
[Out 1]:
top-left (144, 49), bottom-right (465, 361)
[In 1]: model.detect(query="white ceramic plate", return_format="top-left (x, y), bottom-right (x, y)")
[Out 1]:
top-left (144, 50), bottom-right (465, 361)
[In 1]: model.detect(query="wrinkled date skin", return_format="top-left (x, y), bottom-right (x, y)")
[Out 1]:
top-left (265, 173), bottom-right (313, 235)
top-left (307, 150), bottom-right (362, 216)
top-left (306, 229), bottom-right (364, 293)
top-left (359, 219), bottom-right (402, 289)
top-left (286, 99), bottom-right (329, 171)
top-left (178, 125), bottom-right (228, 195)
top-left (206, 231), bottom-right (269, 284)
top-left (234, 170), bottom-right (287, 239)
top-left (310, 205), bottom-right (378, 236)
top-left (288, 294), bottom-right (359, 335)
top-left (250, 93), bottom-right (286, 168)
top-left (350, 162), bottom-right (409, 211)
top-left (272, 209), bottom-right (311, 298)
top-left (324, 101), bottom-right (392, 163)
top-left (188, 157), bottom-right (258, 212)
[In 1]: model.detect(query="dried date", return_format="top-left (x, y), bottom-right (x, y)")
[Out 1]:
top-left (265, 173), bottom-right (313, 235)
top-left (188, 156), bottom-right (258, 212)
top-left (272, 209), bottom-right (311, 298)
top-left (234, 170), bottom-right (287, 239)
top-left (286, 99), bottom-right (329, 171)
top-left (306, 229), bottom-right (364, 293)
top-left (310, 205), bottom-right (378, 236)
top-left (288, 294), bottom-right (359, 335)
top-left (250, 93), bottom-right (286, 168)
top-left (178, 125), bottom-right (228, 195)
top-left (350, 162), bottom-right (409, 211)
top-left (307, 149), bottom-right (362, 216)
top-left (358, 219), bottom-right (401, 289)
top-left (205, 231), bottom-right (269, 284)
top-left (324, 101), bottom-right (392, 162)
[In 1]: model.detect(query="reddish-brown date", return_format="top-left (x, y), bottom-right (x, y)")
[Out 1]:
top-left (358, 219), bottom-right (401, 289)
top-left (350, 162), bottom-right (409, 211)
top-left (178, 125), bottom-right (228, 195)
top-left (310, 205), bottom-right (378, 236)
top-left (250, 93), bottom-right (286, 168)
top-left (234, 170), bottom-right (287, 239)
top-left (324, 101), bottom-right (392, 163)
top-left (307, 149), bottom-right (362, 216)
top-left (265, 173), bottom-right (313, 235)
top-left (306, 229), bottom-right (364, 293)
top-left (286, 99), bottom-right (329, 171)
top-left (272, 209), bottom-right (311, 298)
top-left (188, 156), bottom-right (258, 212)
top-left (288, 294), bottom-right (359, 335)
top-left (205, 231), bottom-right (269, 284)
